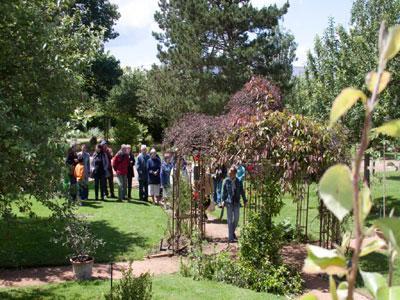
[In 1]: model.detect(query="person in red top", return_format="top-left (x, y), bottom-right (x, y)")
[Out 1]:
top-left (112, 144), bottom-right (130, 201)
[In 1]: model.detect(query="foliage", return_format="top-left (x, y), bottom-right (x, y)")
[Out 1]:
top-left (218, 110), bottom-right (349, 187)
top-left (105, 265), bottom-right (152, 300)
top-left (302, 21), bottom-right (400, 300)
top-left (149, 0), bottom-right (296, 125)
top-left (53, 212), bottom-right (104, 262)
top-left (287, 0), bottom-right (400, 143)
top-left (112, 117), bottom-right (152, 148)
top-left (181, 250), bottom-right (303, 295)
top-left (109, 68), bottom-right (144, 118)
top-left (72, 0), bottom-right (120, 42)
top-left (239, 212), bottom-right (284, 265)
top-left (0, 0), bottom-right (100, 215)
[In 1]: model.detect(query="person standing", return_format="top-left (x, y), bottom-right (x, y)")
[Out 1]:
top-left (127, 145), bottom-right (136, 200)
top-left (135, 145), bottom-right (150, 202)
top-left (112, 145), bottom-right (130, 201)
top-left (91, 144), bottom-right (109, 201)
top-left (101, 140), bottom-right (116, 198)
top-left (74, 155), bottom-right (86, 204)
top-left (65, 144), bottom-right (78, 201)
top-left (221, 166), bottom-right (247, 243)
top-left (160, 152), bottom-right (173, 204)
top-left (78, 144), bottom-right (90, 200)
top-left (147, 148), bottom-right (161, 204)
top-left (212, 163), bottom-right (227, 208)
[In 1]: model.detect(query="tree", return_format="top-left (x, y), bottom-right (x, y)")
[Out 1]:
top-left (151, 0), bottom-right (296, 122)
top-left (72, 0), bottom-right (120, 42)
top-left (288, 0), bottom-right (400, 142)
top-left (0, 0), bottom-right (99, 214)
top-left (286, 0), bottom-right (400, 184)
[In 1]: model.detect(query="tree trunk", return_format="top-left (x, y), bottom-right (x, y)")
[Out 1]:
top-left (364, 152), bottom-right (370, 187)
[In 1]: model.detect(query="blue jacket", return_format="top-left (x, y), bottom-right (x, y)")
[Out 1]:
top-left (160, 161), bottom-right (173, 187)
top-left (135, 153), bottom-right (150, 181)
top-left (221, 177), bottom-right (247, 205)
top-left (147, 157), bottom-right (161, 184)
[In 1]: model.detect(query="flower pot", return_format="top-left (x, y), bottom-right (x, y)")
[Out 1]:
top-left (70, 256), bottom-right (94, 280)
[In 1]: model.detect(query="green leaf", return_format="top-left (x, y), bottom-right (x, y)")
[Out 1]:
top-left (383, 25), bottom-right (400, 60)
top-left (373, 120), bottom-right (400, 138)
top-left (319, 164), bottom-right (353, 221)
top-left (329, 88), bottom-right (367, 127)
top-left (299, 293), bottom-right (318, 300)
top-left (377, 286), bottom-right (400, 300)
top-left (366, 71), bottom-right (391, 94)
top-left (374, 218), bottom-right (400, 250)
top-left (360, 184), bottom-right (372, 221)
top-left (361, 270), bottom-right (388, 298)
top-left (360, 238), bottom-right (386, 257)
top-left (303, 245), bottom-right (347, 275)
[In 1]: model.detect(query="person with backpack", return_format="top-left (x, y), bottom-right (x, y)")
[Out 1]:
top-left (77, 144), bottom-right (90, 200)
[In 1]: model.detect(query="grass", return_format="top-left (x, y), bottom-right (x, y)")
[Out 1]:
top-left (211, 183), bottom-right (321, 240)
top-left (0, 186), bottom-right (168, 268)
top-left (0, 274), bottom-right (283, 300)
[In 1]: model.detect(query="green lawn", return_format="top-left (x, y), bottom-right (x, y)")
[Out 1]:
top-left (0, 274), bottom-right (283, 300)
top-left (0, 187), bottom-right (168, 268)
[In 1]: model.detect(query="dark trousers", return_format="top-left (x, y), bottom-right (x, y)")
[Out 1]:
top-left (69, 175), bottom-right (77, 201)
top-left (78, 180), bottom-right (88, 200)
top-left (105, 173), bottom-right (115, 197)
top-left (138, 179), bottom-right (148, 201)
top-left (94, 175), bottom-right (106, 200)
top-left (127, 174), bottom-right (134, 198)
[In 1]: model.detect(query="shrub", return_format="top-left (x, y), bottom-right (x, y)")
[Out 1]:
top-left (106, 264), bottom-right (152, 300)
top-left (239, 212), bottom-right (284, 265)
top-left (181, 251), bottom-right (303, 295)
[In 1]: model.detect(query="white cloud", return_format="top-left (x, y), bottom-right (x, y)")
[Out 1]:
top-left (111, 0), bottom-right (158, 32)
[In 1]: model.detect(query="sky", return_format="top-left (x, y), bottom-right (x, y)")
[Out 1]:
top-left (105, 0), bottom-right (353, 68)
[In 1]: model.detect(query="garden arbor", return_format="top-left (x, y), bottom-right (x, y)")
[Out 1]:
top-left (164, 76), bottom-right (349, 248)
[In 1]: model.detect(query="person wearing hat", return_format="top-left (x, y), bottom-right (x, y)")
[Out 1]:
top-left (126, 145), bottom-right (136, 200)
top-left (135, 145), bottom-right (150, 202)
top-left (147, 148), bottom-right (162, 204)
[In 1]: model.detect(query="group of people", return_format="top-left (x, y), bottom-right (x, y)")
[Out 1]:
top-left (66, 141), bottom-right (247, 242)
top-left (65, 142), bottom-right (174, 204)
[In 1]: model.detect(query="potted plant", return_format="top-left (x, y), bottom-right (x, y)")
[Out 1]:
top-left (57, 215), bottom-right (104, 280)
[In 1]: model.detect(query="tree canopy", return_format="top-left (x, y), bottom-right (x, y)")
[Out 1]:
top-left (0, 0), bottom-right (100, 213)
top-left (287, 0), bottom-right (400, 142)
top-left (150, 0), bottom-right (296, 127)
